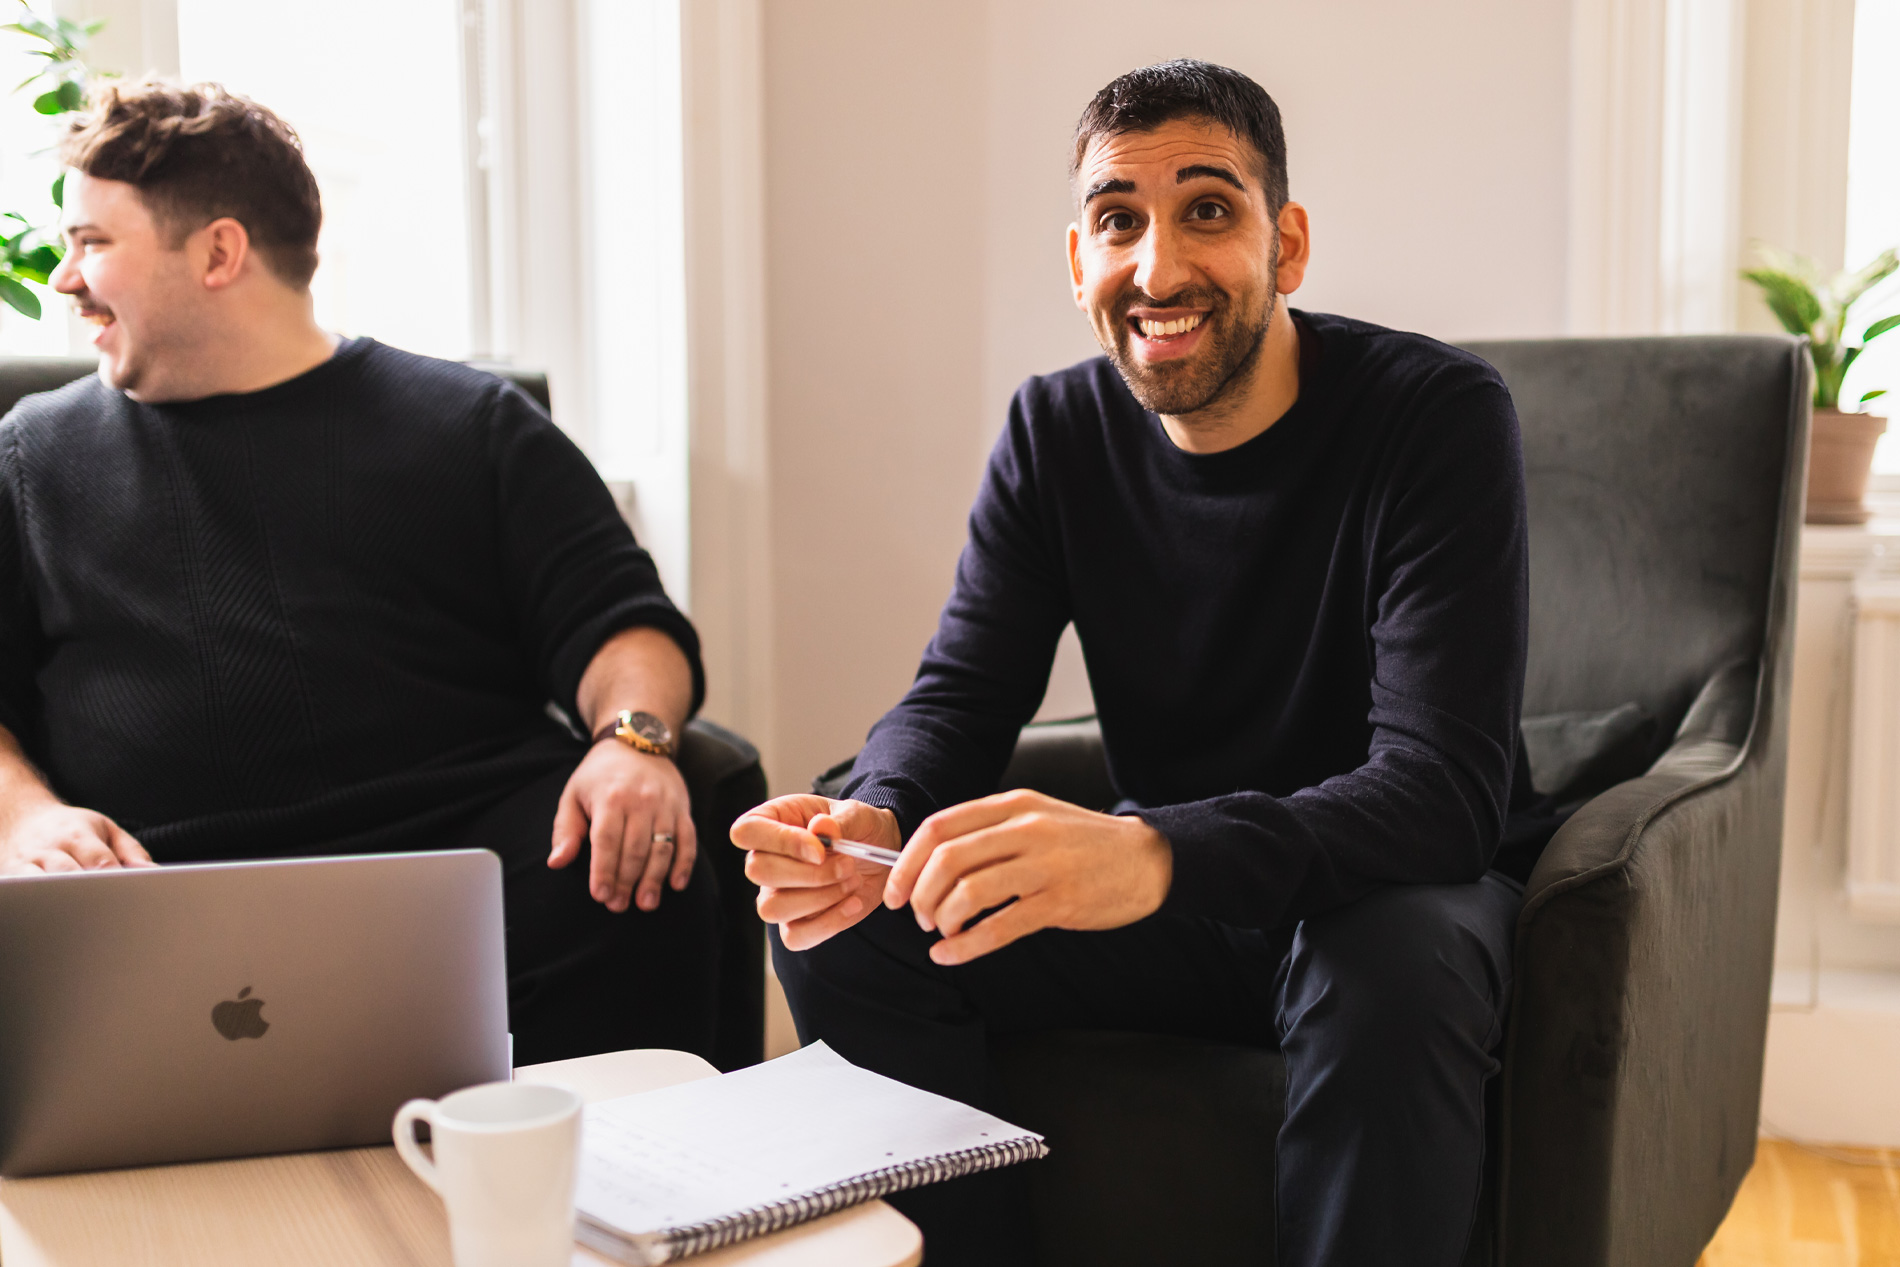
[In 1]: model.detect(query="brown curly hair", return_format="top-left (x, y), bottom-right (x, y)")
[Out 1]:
top-left (61, 79), bottom-right (322, 287)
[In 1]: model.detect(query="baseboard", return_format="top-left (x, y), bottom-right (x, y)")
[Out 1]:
top-left (1761, 969), bottom-right (1900, 1147)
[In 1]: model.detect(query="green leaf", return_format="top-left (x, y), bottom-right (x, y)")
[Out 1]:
top-left (7, 15), bottom-right (60, 44)
top-left (1863, 389), bottom-right (1888, 406)
top-left (19, 244), bottom-right (59, 280)
top-left (49, 171), bottom-right (61, 209)
top-left (1864, 313), bottom-right (1900, 344)
top-left (1843, 343), bottom-right (1861, 374)
top-left (0, 274), bottom-right (43, 320)
top-left (31, 87), bottom-right (62, 114)
top-left (1836, 247), bottom-right (1900, 311)
top-left (54, 78), bottom-right (82, 111)
top-left (1742, 267), bottom-right (1823, 337)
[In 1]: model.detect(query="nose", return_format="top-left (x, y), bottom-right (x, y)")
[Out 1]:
top-left (1132, 218), bottom-right (1192, 303)
top-left (49, 246), bottom-right (80, 295)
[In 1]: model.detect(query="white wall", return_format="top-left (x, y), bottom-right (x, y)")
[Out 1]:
top-left (749, 1), bottom-right (1575, 791)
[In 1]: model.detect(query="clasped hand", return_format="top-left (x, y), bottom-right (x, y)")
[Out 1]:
top-left (731, 789), bottom-right (1172, 965)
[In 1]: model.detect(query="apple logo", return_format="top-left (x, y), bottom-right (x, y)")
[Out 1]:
top-left (211, 986), bottom-right (269, 1041)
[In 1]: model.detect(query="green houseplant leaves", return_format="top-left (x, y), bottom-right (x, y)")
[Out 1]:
top-left (0, 3), bottom-right (107, 321)
top-left (1742, 244), bottom-right (1900, 410)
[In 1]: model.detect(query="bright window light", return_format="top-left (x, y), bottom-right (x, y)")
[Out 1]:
top-left (176, 0), bottom-right (473, 362)
top-left (1846, 0), bottom-right (1900, 471)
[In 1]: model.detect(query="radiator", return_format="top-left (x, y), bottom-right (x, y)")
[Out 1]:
top-left (1849, 575), bottom-right (1900, 922)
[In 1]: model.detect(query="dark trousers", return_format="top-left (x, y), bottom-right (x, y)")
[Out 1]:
top-left (453, 762), bottom-right (722, 1067)
top-left (772, 871), bottom-right (1521, 1267)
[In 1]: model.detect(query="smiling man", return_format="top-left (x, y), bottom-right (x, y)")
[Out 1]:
top-left (0, 80), bottom-right (721, 1065)
top-left (733, 61), bottom-right (1530, 1266)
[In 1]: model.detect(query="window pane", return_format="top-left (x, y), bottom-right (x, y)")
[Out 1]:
top-left (177, 0), bottom-right (472, 361)
top-left (1847, 0), bottom-right (1900, 471)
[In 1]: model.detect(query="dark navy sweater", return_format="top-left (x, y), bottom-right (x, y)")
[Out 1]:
top-left (0, 338), bottom-right (700, 862)
top-left (842, 311), bottom-right (1529, 931)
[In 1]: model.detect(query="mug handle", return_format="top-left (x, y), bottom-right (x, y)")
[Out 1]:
top-left (392, 1099), bottom-right (444, 1195)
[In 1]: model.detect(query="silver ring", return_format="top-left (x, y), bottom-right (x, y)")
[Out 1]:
top-left (652, 832), bottom-right (676, 846)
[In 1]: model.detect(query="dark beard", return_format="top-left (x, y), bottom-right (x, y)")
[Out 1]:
top-left (1103, 258), bottom-right (1277, 417)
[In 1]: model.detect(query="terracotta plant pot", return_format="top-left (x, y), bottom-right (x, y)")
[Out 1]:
top-left (1806, 407), bottom-right (1888, 525)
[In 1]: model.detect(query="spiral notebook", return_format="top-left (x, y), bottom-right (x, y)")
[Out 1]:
top-left (573, 1041), bottom-right (1047, 1264)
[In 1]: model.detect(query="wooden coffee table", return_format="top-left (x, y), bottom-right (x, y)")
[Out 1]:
top-left (0, 1048), bottom-right (923, 1267)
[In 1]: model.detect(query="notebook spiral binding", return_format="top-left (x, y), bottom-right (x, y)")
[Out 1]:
top-left (641, 1134), bottom-right (1047, 1262)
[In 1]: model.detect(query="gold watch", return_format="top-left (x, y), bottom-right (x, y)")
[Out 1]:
top-left (592, 709), bottom-right (676, 758)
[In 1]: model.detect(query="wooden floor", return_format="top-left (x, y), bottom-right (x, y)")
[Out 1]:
top-left (1699, 1139), bottom-right (1900, 1266)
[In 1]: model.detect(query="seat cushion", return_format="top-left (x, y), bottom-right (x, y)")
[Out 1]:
top-left (993, 1029), bottom-right (1283, 1266)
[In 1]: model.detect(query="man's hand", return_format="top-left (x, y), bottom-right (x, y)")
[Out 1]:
top-left (886, 789), bottom-right (1172, 966)
top-left (731, 796), bottom-right (901, 950)
top-left (550, 741), bottom-right (695, 913)
top-left (0, 803), bottom-right (153, 875)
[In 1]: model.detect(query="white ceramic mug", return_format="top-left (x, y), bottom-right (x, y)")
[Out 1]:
top-left (393, 1081), bottom-right (583, 1267)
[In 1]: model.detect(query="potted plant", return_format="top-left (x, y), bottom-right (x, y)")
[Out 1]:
top-left (1743, 245), bottom-right (1899, 524)
top-left (0, 3), bottom-right (108, 321)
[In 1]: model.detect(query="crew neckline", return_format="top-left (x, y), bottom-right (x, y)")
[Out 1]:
top-left (1142, 309), bottom-right (1332, 480)
top-left (143, 336), bottom-right (374, 414)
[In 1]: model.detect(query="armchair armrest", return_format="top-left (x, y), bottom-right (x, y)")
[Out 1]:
top-left (678, 719), bottom-right (769, 1071)
top-left (813, 714), bottom-right (1121, 811)
top-left (1523, 659), bottom-right (1756, 903)
top-left (1499, 659), bottom-right (1782, 1266)
top-left (999, 716), bottom-right (1119, 811)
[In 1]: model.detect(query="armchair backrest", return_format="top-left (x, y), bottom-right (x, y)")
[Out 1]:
top-left (1458, 336), bottom-right (1808, 730)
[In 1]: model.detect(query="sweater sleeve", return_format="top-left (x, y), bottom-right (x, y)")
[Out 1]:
top-left (486, 383), bottom-right (704, 722)
top-left (842, 393), bottom-right (1069, 837)
top-left (1147, 377), bottom-right (1529, 928)
top-left (0, 423), bottom-right (37, 744)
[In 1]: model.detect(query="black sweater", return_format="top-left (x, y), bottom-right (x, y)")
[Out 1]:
top-left (842, 311), bottom-right (1529, 931)
top-left (0, 338), bottom-right (701, 862)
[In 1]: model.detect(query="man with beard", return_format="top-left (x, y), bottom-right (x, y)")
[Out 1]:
top-left (0, 80), bottom-right (720, 1066)
top-left (732, 60), bottom-right (1528, 1267)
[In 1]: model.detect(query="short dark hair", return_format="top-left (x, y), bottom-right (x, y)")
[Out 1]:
top-left (1071, 60), bottom-right (1288, 214)
top-left (61, 79), bottom-right (323, 287)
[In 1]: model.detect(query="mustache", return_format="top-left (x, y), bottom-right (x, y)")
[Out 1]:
top-left (1113, 285), bottom-right (1226, 322)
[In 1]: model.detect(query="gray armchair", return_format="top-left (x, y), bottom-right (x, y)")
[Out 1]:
top-left (0, 356), bottom-right (769, 1072)
top-left (820, 335), bottom-right (1809, 1265)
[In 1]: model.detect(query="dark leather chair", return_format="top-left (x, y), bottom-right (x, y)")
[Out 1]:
top-left (0, 356), bottom-right (768, 1072)
top-left (819, 335), bottom-right (1810, 1265)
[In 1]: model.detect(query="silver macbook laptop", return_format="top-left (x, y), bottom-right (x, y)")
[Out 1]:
top-left (0, 849), bottom-right (511, 1177)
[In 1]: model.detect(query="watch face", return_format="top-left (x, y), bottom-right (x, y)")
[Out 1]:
top-left (622, 711), bottom-right (671, 744)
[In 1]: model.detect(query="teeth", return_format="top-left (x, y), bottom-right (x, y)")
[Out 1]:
top-left (1138, 314), bottom-right (1204, 338)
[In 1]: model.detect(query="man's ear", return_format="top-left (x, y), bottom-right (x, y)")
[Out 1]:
top-left (1067, 223), bottom-right (1085, 308)
top-left (1273, 201), bottom-right (1311, 296)
top-left (198, 216), bottom-right (251, 291)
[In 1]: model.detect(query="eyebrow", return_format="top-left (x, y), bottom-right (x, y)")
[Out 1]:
top-left (1082, 177), bottom-right (1135, 206)
top-left (1176, 164), bottom-right (1245, 191)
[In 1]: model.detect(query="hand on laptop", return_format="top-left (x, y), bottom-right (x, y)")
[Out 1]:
top-left (732, 796), bottom-right (902, 950)
top-left (0, 802), bottom-right (153, 874)
top-left (549, 741), bottom-right (696, 913)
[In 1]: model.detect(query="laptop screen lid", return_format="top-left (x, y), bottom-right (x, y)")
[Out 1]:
top-left (0, 849), bottom-right (510, 1177)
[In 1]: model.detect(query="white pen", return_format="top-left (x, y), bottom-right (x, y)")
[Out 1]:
top-left (815, 833), bottom-right (902, 868)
